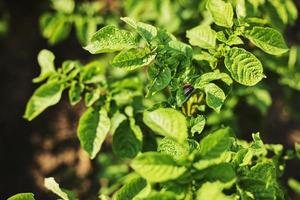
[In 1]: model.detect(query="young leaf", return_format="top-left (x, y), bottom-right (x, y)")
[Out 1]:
top-left (113, 120), bottom-right (142, 159)
top-left (68, 82), bottom-right (82, 106)
top-left (244, 26), bottom-right (288, 55)
top-left (84, 25), bottom-right (137, 54)
top-left (131, 152), bottom-right (186, 182)
top-left (204, 83), bottom-right (226, 112)
top-left (186, 25), bottom-right (217, 49)
top-left (84, 88), bottom-right (101, 107)
top-left (111, 48), bottom-right (156, 70)
top-left (224, 47), bottom-right (264, 86)
top-left (44, 177), bottom-right (77, 200)
top-left (77, 107), bottom-right (111, 159)
top-left (7, 193), bottom-right (35, 200)
top-left (121, 17), bottom-right (157, 43)
top-left (143, 108), bottom-right (188, 142)
top-left (207, 0), bottom-right (234, 28)
top-left (113, 177), bottom-right (150, 200)
top-left (24, 81), bottom-right (64, 121)
top-left (33, 49), bottom-right (56, 83)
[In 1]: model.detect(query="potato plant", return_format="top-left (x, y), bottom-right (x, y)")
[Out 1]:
top-left (8, 0), bottom-right (300, 199)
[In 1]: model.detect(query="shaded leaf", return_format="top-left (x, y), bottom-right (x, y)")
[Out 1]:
top-left (147, 67), bottom-right (171, 96)
top-left (113, 120), bottom-right (142, 159)
top-left (78, 107), bottom-right (111, 159)
top-left (113, 177), bottom-right (150, 200)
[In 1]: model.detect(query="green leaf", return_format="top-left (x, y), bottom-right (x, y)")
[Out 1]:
top-left (84, 88), bottom-right (101, 107)
top-left (196, 182), bottom-right (235, 200)
top-left (33, 49), bottom-right (56, 83)
top-left (204, 83), bottom-right (226, 112)
top-left (199, 163), bottom-right (236, 183)
top-left (147, 67), bottom-right (172, 96)
top-left (84, 25), bottom-right (137, 54)
top-left (236, 0), bottom-right (246, 18)
top-left (244, 26), bottom-right (288, 55)
top-left (112, 48), bottom-right (156, 70)
top-left (24, 81), bottom-right (64, 121)
top-left (77, 107), bottom-right (111, 159)
top-left (131, 152), bottom-right (186, 182)
top-left (224, 47), bottom-right (264, 86)
top-left (190, 115), bottom-right (206, 135)
top-left (286, 0), bottom-right (298, 24)
top-left (194, 70), bottom-right (233, 89)
top-left (199, 127), bottom-right (234, 159)
top-left (193, 52), bottom-right (218, 69)
top-left (237, 161), bottom-right (283, 200)
top-left (226, 35), bottom-right (244, 46)
top-left (207, 0), bottom-right (234, 28)
top-left (40, 14), bottom-right (72, 45)
top-left (80, 61), bottom-right (106, 84)
top-left (51, 0), bottom-right (75, 14)
top-left (113, 119), bottom-right (143, 159)
top-left (62, 60), bottom-right (80, 74)
top-left (186, 25), bottom-right (217, 49)
top-left (194, 151), bottom-right (232, 170)
top-left (288, 178), bottom-right (300, 194)
top-left (158, 137), bottom-right (189, 161)
top-left (44, 177), bottom-right (77, 200)
top-left (295, 143), bottom-right (300, 159)
top-left (143, 108), bottom-right (188, 142)
top-left (68, 82), bottom-right (82, 106)
top-left (7, 193), bottom-right (35, 200)
top-left (142, 191), bottom-right (178, 200)
top-left (167, 40), bottom-right (193, 61)
top-left (121, 17), bottom-right (157, 43)
top-left (74, 17), bottom-right (98, 45)
top-left (113, 177), bottom-right (150, 200)
top-left (245, 88), bottom-right (272, 114)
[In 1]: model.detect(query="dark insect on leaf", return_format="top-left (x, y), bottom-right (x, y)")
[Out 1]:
top-left (183, 84), bottom-right (194, 96)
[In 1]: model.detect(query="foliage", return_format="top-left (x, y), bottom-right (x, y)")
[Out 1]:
top-left (9, 0), bottom-right (300, 199)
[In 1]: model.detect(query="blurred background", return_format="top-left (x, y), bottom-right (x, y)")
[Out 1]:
top-left (0, 0), bottom-right (300, 199)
